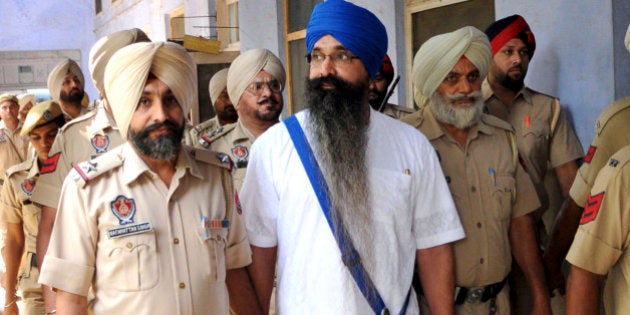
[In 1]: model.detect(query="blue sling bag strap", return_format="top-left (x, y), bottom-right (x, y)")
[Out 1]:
top-left (284, 115), bottom-right (410, 315)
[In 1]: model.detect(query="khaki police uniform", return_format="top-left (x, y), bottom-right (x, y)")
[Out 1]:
top-left (190, 116), bottom-right (220, 146)
top-left (30, 104), bottom-right (123, 209)
top-left (381, 103), bottom-right (415, 119)
top-left (566, 144), bottom-right (630, 314)
top-left (570, 96), bottom-right (630, 207)
top-left (0, 121), bottom-right (28, 184)
top-left (206, 121), bottom-right (255, 191)
top-left (403, 107), bottom-right (540, 314)
top-left (0, 153), bottom-right (44, 314)
top-left (484, 81), bottom-right (584, 214)
top-left (39, 143), bottom-right (251, 314)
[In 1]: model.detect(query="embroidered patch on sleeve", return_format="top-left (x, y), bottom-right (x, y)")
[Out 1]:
top-left (40, 152), bottom-right (61, 174)
top-left (584, 145), bottom-right (597, 164)
top-left (580, 192), bottom-right (604, 224)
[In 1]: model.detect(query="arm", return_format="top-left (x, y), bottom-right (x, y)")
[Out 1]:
top-left (509, 215), bottom-right (551, 315)
top-left (566, 264), bottom-right (602, 315)
top-left (543, 198), bottom-right (583, 292)
top-left (36, 205), bottom-right (57, 313)
top-left (226, 267), bottom-right (262, 315)
top-left (56, 290), bottom-right (88, 315)
top-left (416, 243), bottom-right (455, 315)
top-left (247, 245), bottom-right (277, 315)
top-left (554, 160), bottom-right (579, 198)
top-left (3, 223), bottom-right (24, 315)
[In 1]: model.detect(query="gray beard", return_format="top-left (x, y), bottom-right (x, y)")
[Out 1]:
top-left (306, 76), bottom-right (376, 293)
top-left (429, 90), bottom-right (484, 129)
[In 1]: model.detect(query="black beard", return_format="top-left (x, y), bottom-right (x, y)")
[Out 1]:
top-left (498, 69), bottom-right (526, 91)
top-left (60, 88), bottom-right (85, 103)
top-left (368, 91), bottom-right (386, 111)
top-left (129, 119), bottom-right (184, 160)
top-left (216, 105), bottom-right (238, 122)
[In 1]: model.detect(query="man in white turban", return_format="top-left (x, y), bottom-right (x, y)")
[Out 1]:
top-left (39, 41), bottom-right (260, 314)
top-left (402, 26), bottom-right (551, 315)
top-left (46, 59), bottom-right (88, 120)
top-left (205, 48), bottom-right (286, 191)
top-left (190, 68), bottom-right (238, 145)
top-left (32, 28), bottom-right (150, 314)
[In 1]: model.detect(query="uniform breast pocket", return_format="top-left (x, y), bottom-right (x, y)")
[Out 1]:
top-left (103, 232), bottom-right (159, 291)
top-left (197, 228), bottom-right (228, 283)
top-left (522, 122), bottom-right (550, 158)
top-left (489, 173), bottom-right (515, 221)
top-left (369, 168), bottom-right (412, 227)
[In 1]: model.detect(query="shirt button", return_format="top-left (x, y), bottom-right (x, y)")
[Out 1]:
top-left (173, 238), bottom-right (180, 244)
top-left (480, 258), bottom-right (484, 264)
top-left (476, 222), bottom-right (482, 228)
top-left (179, 282), bottom-right (185, 289)
top-left (126, 242), bottom-right (133, 249)
top-left (471, 186), bottom-right (476, 192)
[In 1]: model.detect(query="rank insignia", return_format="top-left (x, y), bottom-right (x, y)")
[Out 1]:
top-left (20, 178), bottom-right (36, 196)
top-left (73, 161), bottom-right (98, 183)
top-left (111, 195), bottom-right (136, 225)
top-left (235, 190), bottom-right (242, 215)
top-left (231, 145), bottom-right (248, 168)
top-left (580, 192), bottom-right (604, 224)
top-left (91, 134), bottom-right (110, 154)
top-left (0, 130), bottom-right (5, 142)
top-left (609, 158), bottom-right (619, 167)
top-left (43, 110), bottom-right (52, 121)
top-left (40, 152), bottom-right (61, 174)
top-left (584, 145), bottom-right (597, 164)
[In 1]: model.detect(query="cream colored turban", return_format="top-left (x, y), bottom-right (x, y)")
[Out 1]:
top-left (89, 28), bottom-right (151, 97)
top-left (47, 59), bottom-right (85, 102)
top-left (0, 93), bottom-right (18, 106)
top-left (625, 24), bottom-right (630, 54)
top-left (17, 93), bottom-right (36, 110)
top-left (104, 42), bottom-right (197, 139)
top-left (209, 68), bottom-right (229, 105)
top-left (227, 48), bottom-right (286, 105)
top-left (412, 26), bottom-right (491, 107)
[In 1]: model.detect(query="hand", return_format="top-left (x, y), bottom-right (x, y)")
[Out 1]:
top-left (4, 299), bottom-right (19, 315)
top-left (543, 259), bottom-right (566, 294)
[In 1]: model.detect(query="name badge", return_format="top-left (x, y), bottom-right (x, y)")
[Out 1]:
top-left (107, 221), bottom-right (153, 239)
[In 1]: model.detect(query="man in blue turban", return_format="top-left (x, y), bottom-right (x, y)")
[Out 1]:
top-left (242, 1), bottom-right (464, 314)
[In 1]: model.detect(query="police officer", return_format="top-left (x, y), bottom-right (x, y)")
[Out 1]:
top-left (403, 26), bottom-right (551, 314)
top-left (190, 68), bottom-right (238, 144)
top-left (368, 54), bottom-right (414, 118)
top-left (205, 48), bottom-right (286, 191)
top-left (0, 93), bottom-right (29, 185)
top-left (1, 100), bottom-right (65, 315)
top-left (39, 41), bottom-right (259, 314)
top-left (565, 144), bottom-right (630, 314)
top-left (46, 59), bottom-right (90, 120)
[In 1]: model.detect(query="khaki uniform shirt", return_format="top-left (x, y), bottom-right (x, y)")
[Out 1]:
top-left (39, 143), bottom-right (251, 314)
top-left (381, 103), bottom-right (415, 119)
top-left (403, 107), bottom-right (540, 287)
top-left (484, 82), bottom-right (584, 210)
top-left (208, 121), bottom-right (255, 191)
top-left (566, 144), bottom-right (630, 314)
top-left (190, 116), bottom-right (220, 147)
top-left (1, 152), bottom-right (41, 256)
top-left (570, 96), bottom-right (630, 207)
top-left (0, 121), bottom-right (28, 183)
top-left (31, 104), bottom-right (123, 208)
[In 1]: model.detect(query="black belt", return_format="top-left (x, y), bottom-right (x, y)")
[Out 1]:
top-left (454, 278), bottom-right (507, 305)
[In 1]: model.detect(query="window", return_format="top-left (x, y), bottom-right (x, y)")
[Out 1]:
top-left (405, 0), bottom-right (495, 107)
top-left (217, 0), bottom-right (240, 50)
top-left (284, 0), bottom-right (319, 114)
top-left (170, 8), bottom-right (185, 42)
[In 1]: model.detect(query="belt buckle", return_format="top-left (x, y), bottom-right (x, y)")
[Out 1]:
top-left (466, 288), bottom-right (484, 303)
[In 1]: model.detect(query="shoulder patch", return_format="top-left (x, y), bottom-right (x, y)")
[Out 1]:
top-left (193, 148), bottom-right (234, 171)
top-left (580, 192), bottom-right (604, 224)
top-left (595, 96), bottom-right (630, 135)
top-left (70, 149), bottom-right (124, 188)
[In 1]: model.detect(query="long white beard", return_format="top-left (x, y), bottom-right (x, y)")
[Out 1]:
top-left (430, 90), bottom-right (484, 129)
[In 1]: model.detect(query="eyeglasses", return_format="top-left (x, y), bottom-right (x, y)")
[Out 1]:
top-left (306, 51), bottom-right (360, 67)
top-left (245, 80), bottom-right (282, 95)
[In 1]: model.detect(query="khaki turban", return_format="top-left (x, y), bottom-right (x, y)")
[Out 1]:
top-left (47, 59), bottom-right (85, 102)
top-left (89, 28), bottom-right (151, 98)
top-left (17, 93), bottom-right (36, 110)
top-left (412, 26), bottom-right (491, 107)
top-left (104, 41), bottom-right (197, 139)
top-left (227, 48), bottom-right (286, 106)
top-left (625, 24), bottom-right (630, 54)
top-left (0, 93), bottom-right (18, 106)
top-left (209, 68), bottom-right (229, 105)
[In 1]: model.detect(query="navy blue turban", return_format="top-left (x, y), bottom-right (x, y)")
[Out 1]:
top-left (306, 0), bottom-right (387, 77)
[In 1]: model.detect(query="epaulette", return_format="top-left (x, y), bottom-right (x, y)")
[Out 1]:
top-left (69, 147), bottom-right (124, 188)
top-left (58, 109), bottom-right (97, 133)
top-left (590, 145), bottom-right (630, 195)
top-left (388, 104), bottom-right (415, 114)
top-left (5, 159), bottom-right (33, 178)
top-left (189, 147), bottom-right (234, 171)
top-left (199, 123), bottom-right (237, 148)
top-left (400, 107), bottom-right (425, 128)
top-left (481, 113), bottom-right (514, 132)
top-left (191, 118), bottom-right (219, 136)
top-left (595, 96), bottom-right (630, 135)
